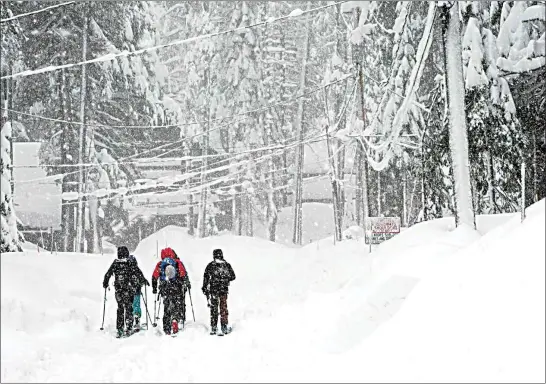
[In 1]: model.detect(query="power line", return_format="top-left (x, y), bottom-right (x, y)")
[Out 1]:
top-left (13, 127), bottom-right (328, 186)
top-left (0, 1), bottom-right (347, 80)
top-left (3, 73), bottom-right (354, 129)
top-left (58, 141), bottom-right (347, 207)
top-left (0, 1), bottom-right (75, 23)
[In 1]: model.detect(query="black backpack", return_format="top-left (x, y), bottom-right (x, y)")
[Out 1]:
top-left (211, 262), bottom-right (231, 287)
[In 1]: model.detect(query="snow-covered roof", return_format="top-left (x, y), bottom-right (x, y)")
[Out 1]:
top-left (13, 142), bottom-right (62, 229)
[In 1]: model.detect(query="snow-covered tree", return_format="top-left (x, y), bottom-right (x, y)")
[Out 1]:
top-left (439, 1), bottom-right (476, 228)
top-left (496, 1), bottom-right (545, 207)
top-left (461, 2), bottom-right (523, 214)
top-left (1, 121), bottom-right (23, 253)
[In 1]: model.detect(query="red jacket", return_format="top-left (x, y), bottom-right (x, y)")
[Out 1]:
top-left (152, 247), bottom-right (187, 280)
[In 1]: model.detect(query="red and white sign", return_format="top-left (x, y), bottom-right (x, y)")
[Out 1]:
top-left (368, 217), bottom-right (401, 234)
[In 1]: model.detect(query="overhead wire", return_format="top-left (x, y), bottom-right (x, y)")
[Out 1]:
top-left (0, 1), bottom-right (75, 23)
top-left (3, 73), bottom-right (354, 129)
top-left (0, 1), bottom-right (348, 80)
top-left (59, 141), bottom-right (348, 208)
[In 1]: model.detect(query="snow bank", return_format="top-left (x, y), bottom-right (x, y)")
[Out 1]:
top-left (334, 199), bottom-right (546, 383)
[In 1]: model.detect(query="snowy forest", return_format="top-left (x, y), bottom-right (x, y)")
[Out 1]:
top-left (1, 1), bottom-right (545, 254)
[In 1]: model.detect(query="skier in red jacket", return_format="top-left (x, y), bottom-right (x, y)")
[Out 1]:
top-left (151, 247), bottom-right (188, 334)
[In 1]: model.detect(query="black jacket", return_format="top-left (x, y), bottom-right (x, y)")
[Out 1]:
top-left (202, 259), bottom-right (236, 295)
top-left (103, 258), bottom-right (148, 293)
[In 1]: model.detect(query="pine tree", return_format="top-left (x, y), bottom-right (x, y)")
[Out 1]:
top-left (461, 2), bottom-right (523, 214)
top-left (496, 1), bottom-right (546, 207)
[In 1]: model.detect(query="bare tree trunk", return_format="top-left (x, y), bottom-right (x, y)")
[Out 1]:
top-left (532, 126), bottom-right (538, 202)
top-left (355, 7), bottom-right (370, 230)
top-left (76, 9), bottom-right (88, 252)
top-left (421, 133), bottom-right (427, 221)
top-left (245, 192), bottom-right (253, 237)
top-left (263, 115), bottom-right (278, 241)
top-left (402, 159), bottom-right (408, 227)
top-left (183, 144), bottom-right (195, 236)
top-left (292, 1), bottom-right (312, 245)
top-left (355, 146), bottom-right (363, 226)
top-left (259, 3), bottom-right (278, 242)
top-left (59, 66), bottom-right (69, 251)
top-left (323, 87), bottom-right (342, 242)
top-left (521, 160), bottom-right (526, 222)
top-left (441, 2), bottom-right (475, 228)
top-left (334, 3), bottom-right (347, 231)
top-left (487, 151), bottom-right (497, 213)
top-left (7, 63), bottom-right (14, 182)
top-left (377, 170), bottom-right (381, 216)
top-left (197, 69), bottom-right (211, 238)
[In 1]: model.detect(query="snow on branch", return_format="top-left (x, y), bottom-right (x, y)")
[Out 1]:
top-left (364, 1), bottom-right (437, 172)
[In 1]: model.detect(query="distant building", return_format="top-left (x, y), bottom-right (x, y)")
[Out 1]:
top-left (12, 142), bottom-right (62, 230)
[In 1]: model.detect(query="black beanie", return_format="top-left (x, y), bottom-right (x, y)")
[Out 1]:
top-left (213, 249), bottom-right (223, 259)
top-left (117, 246), bottom-right (129, 259)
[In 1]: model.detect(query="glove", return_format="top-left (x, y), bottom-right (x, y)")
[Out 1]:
top-left (144, 279), bottom-right (150, 286)
top-left (103, 282), bottom-right (108, 289)
top-left (186, 281), bottom-right (192, 290)
top-left (153, 288), bottom-right (157, 294)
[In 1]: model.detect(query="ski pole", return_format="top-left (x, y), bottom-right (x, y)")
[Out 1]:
top-left (152, 293), bottom-right (159, 327)
top-left (188, 287), bottom-right (196, 322)
top-left (145, 285), bottom-right (149, 329)
top-left (155, 295), bottom-right (161, 320)
top-left (153, 293), bottom-right (157, 321)
top-left (100, 287), bottom-right (107, 331)
top-left (140, 288), bottom-right (155, 328)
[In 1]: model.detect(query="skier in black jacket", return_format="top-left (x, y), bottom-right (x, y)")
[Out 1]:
top-left (103, 246), bottom-right (148, 338)
top-left (202, 249), bottom-right (236, 335)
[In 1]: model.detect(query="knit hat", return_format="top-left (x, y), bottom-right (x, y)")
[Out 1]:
top-left (213, 249), bottom-right (223, 259)
top-left (117, 246), bottom-right (129, 259)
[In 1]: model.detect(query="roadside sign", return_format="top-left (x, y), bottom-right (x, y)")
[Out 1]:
top-left (365, 217), bottom-right (401, 245)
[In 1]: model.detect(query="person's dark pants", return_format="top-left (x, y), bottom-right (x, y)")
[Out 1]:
top-left (115, 288), bottom-right (133, 332)
top-left (177, 288), bottom-right (186, 323)
top-left (162, 294), bottom-right (180, 334)
top-left (210, 293), bottom-right (229, 328)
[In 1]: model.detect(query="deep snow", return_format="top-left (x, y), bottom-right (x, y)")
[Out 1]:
top-left (1, 201), bottom-right (544, 382)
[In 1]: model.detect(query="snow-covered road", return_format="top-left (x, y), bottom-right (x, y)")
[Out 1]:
top-left (2, 202), bottom-right (544, 382)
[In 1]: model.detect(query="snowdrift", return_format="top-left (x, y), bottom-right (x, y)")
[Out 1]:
top-left (1, 203), bottom-right (544, 382)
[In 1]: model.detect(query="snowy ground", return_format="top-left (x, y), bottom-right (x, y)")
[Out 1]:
top-left (1, 200), bottom-right (544, 382)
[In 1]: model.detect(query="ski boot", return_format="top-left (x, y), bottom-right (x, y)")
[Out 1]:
top-left (134, 317), bottom-right (141, 332)
top-left (210, 326), bottom-right (217, 335)
top-left (219, 324), bottom-right (232, 336)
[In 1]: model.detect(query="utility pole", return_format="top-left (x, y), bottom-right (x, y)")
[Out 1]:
top-left (76, 7), bottom-right (88, 252)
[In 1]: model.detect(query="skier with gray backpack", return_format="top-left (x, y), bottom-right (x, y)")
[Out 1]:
top-left (151, 247), bottom-right (188, 335)
top-left (202, 249), bottom-right (236, 336)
